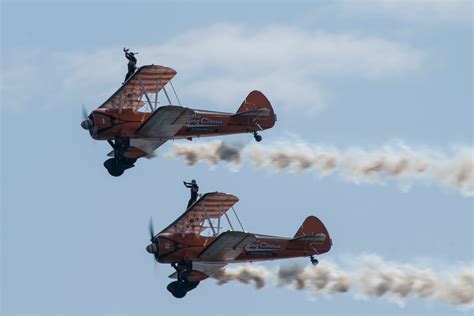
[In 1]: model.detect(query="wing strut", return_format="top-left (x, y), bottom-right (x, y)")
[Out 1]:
top-left (224, 212), bottom-right (234, 231)
top-left (154, 77), bottom-right (160, 109)
top-left (163, 86), bottom-right (172, 105)
top-left (170, 80), bottom-right (182, 106)
top-left (231, 206), bottom-right (245, 231)
top-left (204, 206), bottom-right (217, 237)
top-left (138, 77), bottom-right (154, 112)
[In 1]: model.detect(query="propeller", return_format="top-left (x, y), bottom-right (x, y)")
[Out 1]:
top-left (146, 217), bottom-right (159, 273)
top-left (80, 105), bottom-right (94, 130)
top-left (146, 217), bottom-right (159, 255)
top-left (148, 217), bottom-right (155, 242)
top-left (81, 105), bottom-right (89, 121)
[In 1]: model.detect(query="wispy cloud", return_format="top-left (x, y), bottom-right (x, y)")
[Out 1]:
top-left (338, 0), bottom-right (473, 24)
top-left (2, 24), bottom-right (423, 114)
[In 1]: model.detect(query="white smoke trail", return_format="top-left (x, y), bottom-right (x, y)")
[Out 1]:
top-left (167, 140), bottom-right (474, 196)
top-left (213, 255), bottom-right (474, 309)
top-left (214, 265), bottom-right (270, 289)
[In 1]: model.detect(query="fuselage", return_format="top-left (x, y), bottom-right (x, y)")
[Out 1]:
top-left (88, 107), bottom-right (276, 142)
top-left (154, 231), bottom-right (332, 264)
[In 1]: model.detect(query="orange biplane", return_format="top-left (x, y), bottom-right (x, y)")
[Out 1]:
top-left (81, 65), bottom-right (276, 176)
top-left (146, 192), bottom-right (332, 298)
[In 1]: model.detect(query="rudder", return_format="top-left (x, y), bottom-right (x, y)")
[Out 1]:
top-left (294, 216), bottom-right (331, 240)
top-left (235, 91), bottom-right (276, 130)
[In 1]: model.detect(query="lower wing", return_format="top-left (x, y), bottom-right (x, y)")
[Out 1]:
top-left (136, 105), bottom-right (194, 138)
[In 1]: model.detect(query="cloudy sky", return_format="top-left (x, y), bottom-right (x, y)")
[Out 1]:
top-left (1, 1), bottom-right (473, 315)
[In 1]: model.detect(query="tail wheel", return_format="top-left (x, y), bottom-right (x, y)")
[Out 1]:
top-left (253, 132), bottom-right (262, 142)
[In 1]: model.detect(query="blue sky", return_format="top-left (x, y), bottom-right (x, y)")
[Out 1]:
top-left (1, 0), bottom-right (473, 315)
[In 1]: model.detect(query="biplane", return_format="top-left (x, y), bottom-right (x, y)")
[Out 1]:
top-left (146, 192), bottom-right (332, 298)
top-left (80, 65), bottom-right (277, 176)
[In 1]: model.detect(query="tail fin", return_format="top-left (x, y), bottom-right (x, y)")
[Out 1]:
top-left (292, 216), bottom-right (332, 255)
top-left (294, 216), bottom-right (331, 241)
top-left (234, 90), bottom-right (276, 129)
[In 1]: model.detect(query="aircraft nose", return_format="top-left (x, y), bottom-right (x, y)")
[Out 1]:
top-left (146, 243), bottom-right (158, 254)
top-left (80, 119), bottom-right (93, 130)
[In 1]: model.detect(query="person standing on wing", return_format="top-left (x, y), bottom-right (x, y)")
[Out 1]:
top-left (123, 47), bottom-right (138, 83)
top-left (183, 179), bottom-right (199, 209)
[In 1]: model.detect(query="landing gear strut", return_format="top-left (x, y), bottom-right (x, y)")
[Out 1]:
top-left (167, 260), bottom-right (200, 298)
top-left (253, 131), bottom-right (262, 142)
top-left (310, 255), bottom-right (319, 266)
top-left (103, 138), bottom-right (137, 177)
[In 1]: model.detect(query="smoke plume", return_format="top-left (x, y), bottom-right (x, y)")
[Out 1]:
top-left (213, 255), bottom-right (474, 309)
top-left (167, 141), bottom-right (474, 196)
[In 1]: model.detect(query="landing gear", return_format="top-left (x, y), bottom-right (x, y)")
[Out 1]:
top-left (103, 157), bottom-right (137, 177)
top-left (253, 131), bottom-right (262, 142)
top-left (310, 255), bottom-right (319, 266)
top-left (104, 158), bottom-right (125, 177)
top-left (167, 260), bottom-right (200, 298)
top-left (166, 280), bottom-right (200, 298)
top-left (103, 137), bottom-right (136, 177)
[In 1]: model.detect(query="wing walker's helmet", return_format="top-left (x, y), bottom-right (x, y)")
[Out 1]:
top-left (191, 179), bottom-right (196, 184)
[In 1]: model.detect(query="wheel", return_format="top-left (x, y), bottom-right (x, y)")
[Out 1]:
top-left (104, 158), bottom-right (124, 177)
top-left (254, 133), bottom-right (262, 142)
top-left (167, 281), bottom-right (187, 298)
top-left (107, 167), bottom-right (124, 177)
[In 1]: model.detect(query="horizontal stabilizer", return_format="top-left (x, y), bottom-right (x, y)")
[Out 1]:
top-left (231, 108), bottom-right (271, 118)
top-left (199, 231), bottom-right (255, 261)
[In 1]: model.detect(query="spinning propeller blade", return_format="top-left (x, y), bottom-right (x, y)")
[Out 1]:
top-left (147, 217), bottom-right (159, 272)
top-left (82, 105), bottom-right (89, 121)
top-left (80, 105), bottom-right (94, 130)
top-left (149, 217), bottom-right (155, 241)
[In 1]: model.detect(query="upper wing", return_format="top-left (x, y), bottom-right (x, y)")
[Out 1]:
top-left (99, 65), bottom-right (177, 112)
top-left (160, 192), bottom-right (239, 235)
top-left (136, 105), bottom-right (194, 138)
top-left (198, 231), bottom-right (256, 261)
